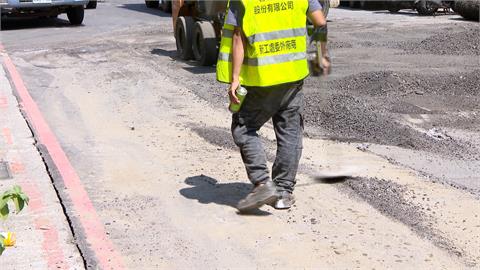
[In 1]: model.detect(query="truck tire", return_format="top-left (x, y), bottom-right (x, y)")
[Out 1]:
top-left (386, 1), bottom-right (401, 12)
top-left (416, 1), bottom-right (438, 15)
top-left (145, 0), bottom-right (159, 8)
top-left (67, 6), bottom-right (84, 25)
top-left (455, 0), bottom-right (479, 21)
top-left (175, 16), bottom-right (195, 60)
top-left (160, 0), bottom-right (172, 12)
top-left (86, 1), bottom-right (97, 9)
top-left (192, 21), bottom-right (218, 66)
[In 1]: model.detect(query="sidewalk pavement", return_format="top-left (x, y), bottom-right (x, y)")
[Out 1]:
top-left (1, 58), bottom-right (84, 269)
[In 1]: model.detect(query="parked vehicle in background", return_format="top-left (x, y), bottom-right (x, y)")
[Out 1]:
top-left (0, 0), bottom-right (88, 25)
top-left (145, 0), bottom-right (172, 12)
top-left (86, 0), bottom-right (96, 9)
top-left (385, 0), bottom-right (455, 15)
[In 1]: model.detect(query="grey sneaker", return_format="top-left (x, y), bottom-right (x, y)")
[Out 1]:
top-left (237, 181), bottom-right (279, 212)
top-left (270, 191), bottom-right (295, 210)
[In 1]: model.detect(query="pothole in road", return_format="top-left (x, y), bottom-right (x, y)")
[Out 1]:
top-left (0, 161), bottom-right (12, 180)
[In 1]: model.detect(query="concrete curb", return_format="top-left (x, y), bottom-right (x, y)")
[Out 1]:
top-left (1, 56), bottom-right (84, 269)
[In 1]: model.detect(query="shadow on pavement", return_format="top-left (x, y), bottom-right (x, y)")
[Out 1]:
top-left (1, 17), bottom-right (73, 31)
top-left (151, 48), bottom-right (216, 74)
top-left (119, 3), bottom-right (170, 17)
top-left (151, 48), bottom-right (176, 58)
top-left (179, 174), bottom-right (272, 216)
top-left (373, 10), bottom-right (455, 17)
top-left (182, 66), bottom-right (215, 74)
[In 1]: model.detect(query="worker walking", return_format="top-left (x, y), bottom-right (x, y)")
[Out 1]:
top-left (217, 0), bottom-right (327, 212)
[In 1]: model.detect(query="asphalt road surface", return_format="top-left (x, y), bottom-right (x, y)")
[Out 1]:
top-left (1, 1), bottom-right (479, 268)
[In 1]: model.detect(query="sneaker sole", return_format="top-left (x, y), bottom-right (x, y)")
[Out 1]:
top-left (237, 193), bottom-right (278, 213)
top-left (273, 198), bottom-right (296, 210)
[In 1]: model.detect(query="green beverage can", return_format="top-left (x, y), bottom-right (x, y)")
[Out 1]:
top-left (229, 86), bottom-right (248, 113)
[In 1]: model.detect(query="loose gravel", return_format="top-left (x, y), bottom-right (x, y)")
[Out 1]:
top-left (393, 24), bottom-right (480, 56)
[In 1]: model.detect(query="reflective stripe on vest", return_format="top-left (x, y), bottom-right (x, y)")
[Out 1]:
top-left (216, 0), bottom-right (309, 87)
top-left (218, 51), bottom-right (307, 66)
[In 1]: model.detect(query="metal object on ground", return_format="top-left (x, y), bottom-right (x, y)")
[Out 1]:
top-left (0, 161), bottom-right (12, 180)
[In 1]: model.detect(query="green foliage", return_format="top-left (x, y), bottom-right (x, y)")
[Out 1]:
top-left (0, 185), bottom-right (29, 220)
top-left (0, 185), bottom-right (29, 256)
top-left (0, 234), bottom-right (4, 255)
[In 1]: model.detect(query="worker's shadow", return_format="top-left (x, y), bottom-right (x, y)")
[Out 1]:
top-left (179, 175), bottom-right (272, 216)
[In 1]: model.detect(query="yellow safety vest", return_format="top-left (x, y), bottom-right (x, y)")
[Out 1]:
top-left (216, 0), bottom-right (309, 87)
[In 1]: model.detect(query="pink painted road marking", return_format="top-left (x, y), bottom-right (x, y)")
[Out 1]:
top-left (22, 181), bottom-right (69, 270)
top-left (2, 47), bottom-right (125, 269)
top-left (2, 127), bottom-right (13, 145)
top-left (0, 96), bottom-right (7, 108)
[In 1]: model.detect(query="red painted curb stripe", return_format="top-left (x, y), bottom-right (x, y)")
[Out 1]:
top-left (2, 50), bottom-right (125, 270)
top-left (2, 94), bottom-right (67, 269)
top-left (2, 127), bottom-right (13, 145)
top-left (22, 182), bottom-right (69, 270)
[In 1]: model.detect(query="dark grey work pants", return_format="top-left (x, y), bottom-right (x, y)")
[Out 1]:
top-left (231, 80), bottom-right (304, 193)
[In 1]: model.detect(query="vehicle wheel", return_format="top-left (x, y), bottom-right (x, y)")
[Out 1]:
top-left (359, 0), bottom-right (366, 8)
top-left (192, 21), bottom-right (218, 66)
top-left (160, 0), bottom-right (172, 12)
top-left (67, 6), bottom-right (84, 25)
top-left (175, 16), bottom-right (195, 60)
top-left (388, 7), bottom-right (401, 12)
top-left (387, 1), bottom-right (401, 12)
top-left (86, 1), bottom-right (97, 9)
top-left (454, 0), bottom-right (479, 21)
top-left (416, 0), bottom-right (439, 15)
top-left (145, 0), bottom-right (159, 8)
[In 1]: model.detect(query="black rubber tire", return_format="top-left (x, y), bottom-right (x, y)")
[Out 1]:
top-left (175, 16), bottom-right (195, 60)
top-left (359, 0), bottom-right (366, 9)
top-left (387, 1), bottom-right (401, 12)
top-left (67, 6), bottom-right (84, 25)
top-left (454, 0), bottom-right (479, 21)
top-left (145, 0), bottom-right (159, 8)
top-left (192, 21), bottom-right (218, 66)
top-left (416, 1), bottom-right (439, 15)
top-left (388, 7), bottom-right (401, 12)
top-left (86, 1), bottom-right (97, 9)
top-left (160, 0), bottom-right (172, 12)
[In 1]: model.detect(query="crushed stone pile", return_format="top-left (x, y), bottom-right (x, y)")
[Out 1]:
top-left (325, 70), bottom-right (480, 96)
top-left (394, 25), bottom-right (479, 56)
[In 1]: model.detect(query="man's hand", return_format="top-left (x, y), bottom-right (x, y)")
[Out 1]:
top-left (321, 56), bottom-right (331, 76)
top-left (229, 80), bottom-right (240, 104)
